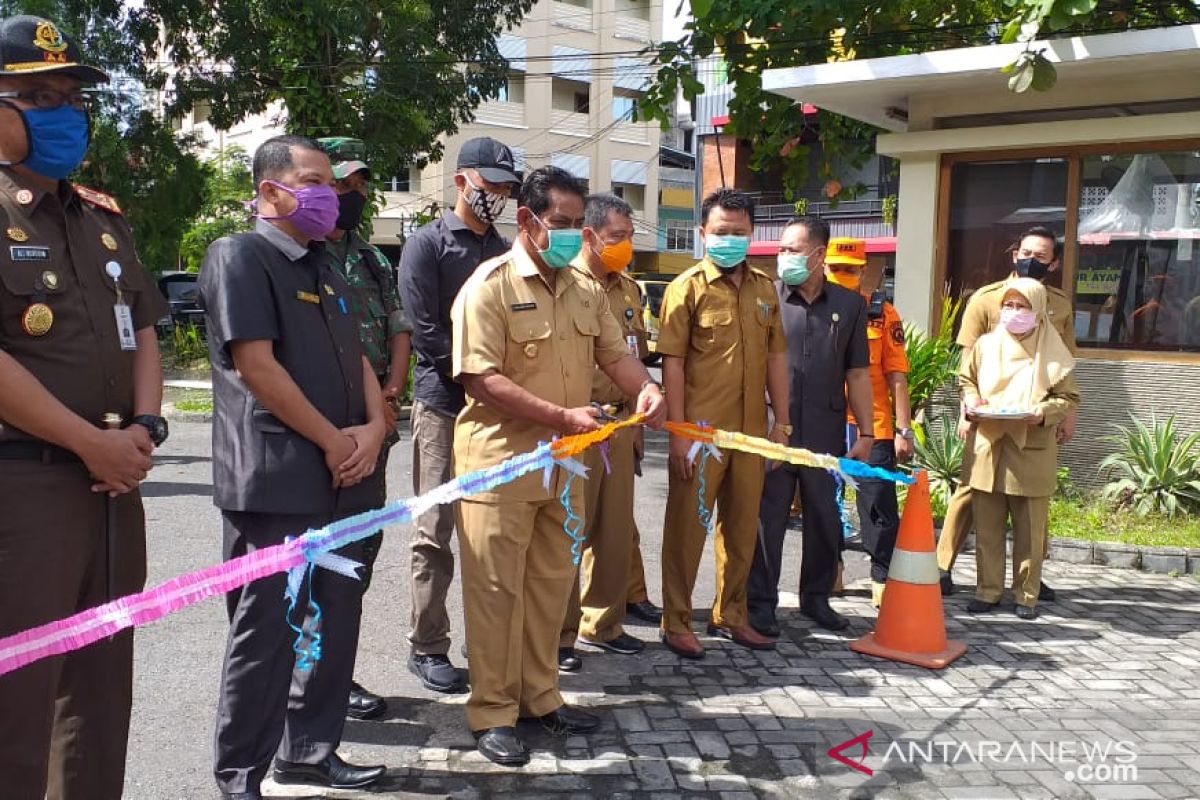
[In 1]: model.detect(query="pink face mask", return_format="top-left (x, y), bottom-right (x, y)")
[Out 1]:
top-left (258, 181), bottom-right (340, 240)
top-left (1000, 307), bottom-right (1037, 335)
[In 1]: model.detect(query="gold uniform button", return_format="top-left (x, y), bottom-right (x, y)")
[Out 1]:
top-left (41, 270), bottom-right (58, 290)
top-left (524, 343), bottom-right (538, 358)
top-left (101, 232), bottom-right (118, 251)
top-left (21, 303), bottom-right (53, 336)
top-left (6, 227), bottom-right (27, 242)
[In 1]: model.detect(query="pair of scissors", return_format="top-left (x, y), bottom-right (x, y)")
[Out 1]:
top-left (589, 401), bottom-right (619, 422)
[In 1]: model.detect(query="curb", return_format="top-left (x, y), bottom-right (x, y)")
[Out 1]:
top-left (947, 530), bottom-right (1199, 577)
top-left (163, 404), bottom-right (412, 425)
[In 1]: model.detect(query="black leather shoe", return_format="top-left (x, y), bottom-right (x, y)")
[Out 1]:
top-left (273, 754), bottom-right (386, 790)
top-left (967, 598), bottom-right (999, 614)
top-left (1038, 582), bottom-right (1056, 602)
top-left (530, 704), bottom-right (600, 735)
top-left (939, 570), bottom-right (955, 596)
top-left (800, 597), bottom-right (850, 631)
top-left (222, 793), bottom-right (261, 800)
top-left (409, 653), bottom-right (467, 693)
top-left (578, 632), bottom-right (644, 654)
top-left (346, 680), bottom-right (386, 720)
top-left (626, 600), bottom-right (663, 623)
top-left (1015, 604), bottom-right (1039, 620)
top-left (558, 647), bottom-right (582, 672)
top-left (474, 726), bottom-right (529, 766)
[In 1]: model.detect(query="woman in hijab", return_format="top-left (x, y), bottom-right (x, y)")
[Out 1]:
top-left (960, 277), bottom-right (1079, 620)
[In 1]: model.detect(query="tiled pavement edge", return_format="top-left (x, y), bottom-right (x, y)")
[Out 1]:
top-left (261, 558), bottom-right (1200, 800)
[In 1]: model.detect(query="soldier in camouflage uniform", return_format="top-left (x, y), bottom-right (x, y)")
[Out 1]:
top-left (319, 137), bottom-right (412, 720)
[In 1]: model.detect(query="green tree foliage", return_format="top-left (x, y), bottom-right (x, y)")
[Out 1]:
top-left (179, 147), bottom-right (254, 272)
top-left (642, 1), bottom-right (1200, 199)
top-left (149, 0), bottom-right (535, 177)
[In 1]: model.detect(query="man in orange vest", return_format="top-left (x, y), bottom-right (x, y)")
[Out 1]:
top-left (825, 238), bottom-right (914, 608)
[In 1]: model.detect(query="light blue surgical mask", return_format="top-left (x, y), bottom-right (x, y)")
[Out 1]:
top-left (778, 253), bottom-right (811, 286)
top-left (704, 234), bottom-right (750, 271)
top-left (532, 214), bottom-right (582, 269)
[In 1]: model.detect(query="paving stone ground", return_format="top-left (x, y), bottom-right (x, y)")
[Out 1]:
top-left (126, 424), bottom-right (1200, 799)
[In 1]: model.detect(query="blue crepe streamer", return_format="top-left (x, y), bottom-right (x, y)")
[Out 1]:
top-left (560, 471), bottom-right (586, 565)
top-left (282, 561), bottom-right (323, 672)
top-left (837, 457), bottom-right (915, 485)
top-left (696, 445), bottom-right (716, 536)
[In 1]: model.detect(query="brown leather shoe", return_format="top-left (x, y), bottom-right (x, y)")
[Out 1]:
top-left (706, 623), bottom-right (776, 651)
top-left (660, 630), bottom-right (705, 660)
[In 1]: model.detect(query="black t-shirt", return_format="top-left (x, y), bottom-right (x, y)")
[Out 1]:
top-left (199, 221), bottom-right (377, 514)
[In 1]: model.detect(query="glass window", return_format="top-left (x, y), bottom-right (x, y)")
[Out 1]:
top-left (1075, 151), bottom-right (1200, 351)
top-left (613, 93), bottom-right (637, 121)
top-left (613, 183), bottom-right (644, 210)
top-left (665, 219), bottom-right (694, 252)
top-left (946, 158), bottom-right (1069, 301)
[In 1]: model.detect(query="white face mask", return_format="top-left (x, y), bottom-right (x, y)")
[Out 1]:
top-left (463, 174), bottom-right (507, 223)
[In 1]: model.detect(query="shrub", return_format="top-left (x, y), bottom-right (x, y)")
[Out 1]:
top-left (904, 295), bottom-right (963, 419)
top-left (912, 411), bottom-right (965, 512)
top-left (1100, 413), bottom-right (1200, 518)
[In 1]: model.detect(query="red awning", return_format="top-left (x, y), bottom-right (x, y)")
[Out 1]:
top-left (748, 236), bottom-right (896, 257)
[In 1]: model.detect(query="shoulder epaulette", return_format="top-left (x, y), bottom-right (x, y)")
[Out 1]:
top-left (72, 184), bottom-right (123, 215)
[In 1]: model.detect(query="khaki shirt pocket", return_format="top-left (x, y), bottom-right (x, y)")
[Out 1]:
top-left (0, 259), bottom-right (67, 340)
top-left (694, 307), bottom-right (734, 352)
top-left (573, 313), bottom-right (600, 370)
top-left (507, 317), bottom-right (553, 377)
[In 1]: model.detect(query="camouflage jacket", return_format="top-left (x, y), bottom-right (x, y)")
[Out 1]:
top-left (327, 231), bottom-right (411, 378)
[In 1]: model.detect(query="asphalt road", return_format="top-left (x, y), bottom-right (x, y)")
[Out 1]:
top-left (122, 418), bottom-right (869, 798)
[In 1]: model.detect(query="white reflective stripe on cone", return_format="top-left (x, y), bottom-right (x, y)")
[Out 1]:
top-left (887, 548), bottom-right (940, 585)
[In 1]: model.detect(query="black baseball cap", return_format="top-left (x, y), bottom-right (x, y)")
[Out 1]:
top-left (457, 137), bottom-right (520, 185)
top-left (0, 16), bottom-right (108, 84)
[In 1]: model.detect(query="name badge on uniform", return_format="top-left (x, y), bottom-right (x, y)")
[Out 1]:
top-left (10, 245), bottom-right (49, 261)
top-left (626, 334), bottom-right (640, 359)
top-left (511, 302), bottom-right (537, 312)
top-left (114, 304), bottom-right (137, 350)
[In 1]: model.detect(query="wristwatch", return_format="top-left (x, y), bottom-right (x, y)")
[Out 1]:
top-left (773, 423), bottom-right (793, 436)
top-left (129, 414), bottom-right (169, 447)
top-left (897, 427), bottom-right (916, 442)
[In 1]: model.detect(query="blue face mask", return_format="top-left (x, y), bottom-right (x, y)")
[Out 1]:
top-left (532, 215), bottom-right (582, 269)
top-left (778, 253), bottom-right (811, 286)
top-left (17, 105), bottom-right (90, 180)
top-left (705, 234), bottom-right (750, 271)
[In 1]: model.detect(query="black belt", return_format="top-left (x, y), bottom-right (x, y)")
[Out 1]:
top-left (0, 441), bottom-right (82, 464)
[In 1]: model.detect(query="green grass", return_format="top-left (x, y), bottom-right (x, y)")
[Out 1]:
top-left (173, 391), bottom-right (213, 414)
top-left (1050, 496), bottom-right (1200, 549)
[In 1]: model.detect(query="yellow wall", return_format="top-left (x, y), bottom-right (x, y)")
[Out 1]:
top-left (659, 187), bottom-right (693, 209)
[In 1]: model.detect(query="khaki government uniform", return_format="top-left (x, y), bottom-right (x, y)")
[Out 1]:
top-left (452, 243), bottom-right (628, 732)
top-left (936, 278), bottom-right (1077, 573)
top-left (560, 262), bottom-right (647, 646)
top-left (959, 346), bottom-right (1079, 607)
top-left (0, 174), bottom-right (167, 800)
top-left (657, 258), bottom-right (787, 635)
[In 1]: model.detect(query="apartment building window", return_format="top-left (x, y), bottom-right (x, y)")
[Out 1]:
top-left (495, 73), bottom-right (526, 104)
top-left (665, 219), bottom-right (694, 252)
top-left (614, 0), bottom-right (650, 19)
top-left (559, 0), bottom-right (591, 7)
top-left (386, 168), bottom-right (415, 193)
top-left (613, 90), bottom-right (638, 121)
top-left (612, 183), bottom-right (645, 211)
top-left (551, 78), bottom-right (591, 115)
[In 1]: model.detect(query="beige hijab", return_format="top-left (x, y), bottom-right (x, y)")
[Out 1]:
top-left (974, 277), bottom-right (1075, 448)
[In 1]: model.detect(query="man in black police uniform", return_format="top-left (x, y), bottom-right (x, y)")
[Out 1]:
top-left (747, 217), bottom-right (875, 636)
top-left (199, 135), bottom-right (388, 799)
top-left (396, 136), bottom-right (517, 692)
top-left (0, 16), bottom-right (170, 800)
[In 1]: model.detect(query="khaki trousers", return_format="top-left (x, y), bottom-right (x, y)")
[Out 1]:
top-left (0, 461), bottom-right (146, 800)
top-left (936, 483), bottom-right (1051, 572)
top-left (408, 400), bottom-right (458, 655)
top-left (458, 494), bottom-right (576, 731)
top-left (561, 426), bottom-right (637, 645)
top-left (661, 450), bottom-right (764, 634)
top-left (972, 491), bottom-right (1049, 608)
top-left (626, 525), bottom-right (650, 604)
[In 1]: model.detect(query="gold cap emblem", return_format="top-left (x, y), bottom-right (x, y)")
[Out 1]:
top-left (33, 22), bottom-right (69, 54)
top-left (15, 189), bottom-right (33, 205)
top-left (101, 232), bottom-right (118, 251)
top-left (41, 270), bottom-right (58, 290)
top-left (6, 227), bottom-right (27, 242)
top-left (21, 303), bottom-right (53, 336)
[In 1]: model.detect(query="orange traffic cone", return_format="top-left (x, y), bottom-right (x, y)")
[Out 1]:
top-left (850, 470), bottom-right (966, 669)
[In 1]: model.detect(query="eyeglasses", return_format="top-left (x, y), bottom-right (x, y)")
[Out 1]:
top-left (0, 89), bottom-right (94, 111)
